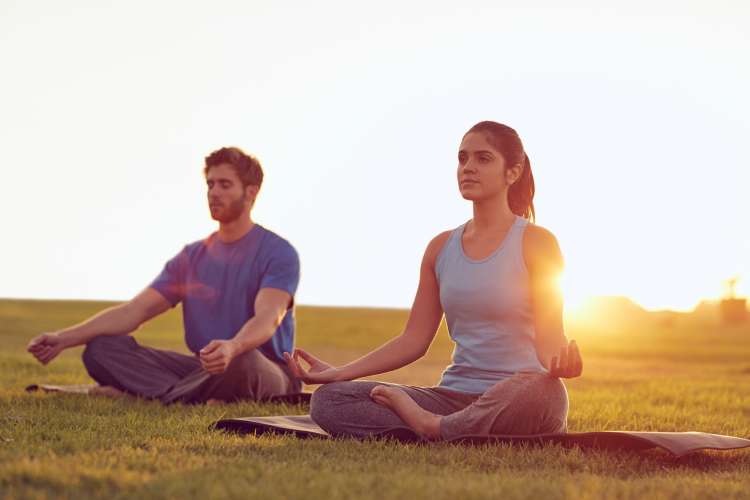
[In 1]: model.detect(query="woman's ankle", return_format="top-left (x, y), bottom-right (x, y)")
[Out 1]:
top-left (415, 413), bottom-right (442, 440)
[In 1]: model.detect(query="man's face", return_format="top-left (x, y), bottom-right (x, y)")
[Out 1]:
top-left (205, 163), bottom-right (253, 223)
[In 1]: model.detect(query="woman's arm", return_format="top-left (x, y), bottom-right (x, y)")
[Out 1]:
top-left (523, 225), bottom-right (582, 378)
top-left (286, 231), bottom-right (451, 383)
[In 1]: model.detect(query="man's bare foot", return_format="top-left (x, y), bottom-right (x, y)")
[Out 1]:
top-left (206, 398), bottom-right (226, 406)
top-left (89, 385), bottom-right (129, 399)
top-left (370, 385), bottom-right (442, 439)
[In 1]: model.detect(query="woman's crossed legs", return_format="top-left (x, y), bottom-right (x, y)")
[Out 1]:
top-left (311, 373), bottom-right (568, 440)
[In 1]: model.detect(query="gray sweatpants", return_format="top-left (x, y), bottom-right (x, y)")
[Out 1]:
top-left (310, 372), bottom-right (568, 440)
top-left (82, 335), bottom-right (299, 404)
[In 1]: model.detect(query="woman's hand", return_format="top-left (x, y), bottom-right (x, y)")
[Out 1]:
top-left (284, 348), bottom-right (342, 384)
top-left (549, 340), bottom-right (583, 378)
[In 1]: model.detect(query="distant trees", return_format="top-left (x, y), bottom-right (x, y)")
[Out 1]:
top-left (720, 277), bottom-right (747, 325)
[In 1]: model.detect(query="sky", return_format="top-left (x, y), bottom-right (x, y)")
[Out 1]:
top-left (1, 0), bottom-right (748, 311)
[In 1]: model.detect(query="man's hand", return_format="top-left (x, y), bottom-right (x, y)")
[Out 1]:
top-left (199, 339), bottom-right (241, 374)
top-left (549, 340), bottom-right (583, 378)
top-left (284, 348), bottom-right (342, 384)
top-left (27, 333), bottom-right (67, 365)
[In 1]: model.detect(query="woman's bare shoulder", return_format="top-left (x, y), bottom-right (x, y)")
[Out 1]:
top-left (522, 222), bottom-right (563, 267)
top-left (424, 230), bottom-right (454, 263)
top-left (524, 222), bottom-right (558, 246)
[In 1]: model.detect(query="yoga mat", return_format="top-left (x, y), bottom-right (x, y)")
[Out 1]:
top-left (213, 414), bottom-right (750, 458)
top-left (25, 384), bottom-right (312, 405)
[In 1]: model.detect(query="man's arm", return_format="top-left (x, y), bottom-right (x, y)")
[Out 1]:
top-left (27, 288), bottom-right (172, 365)
top-left (198, 288), bottom-right (291, 374)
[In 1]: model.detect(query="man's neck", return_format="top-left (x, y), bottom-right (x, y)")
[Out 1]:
top-left (217, 216), bottom-right (255, 243)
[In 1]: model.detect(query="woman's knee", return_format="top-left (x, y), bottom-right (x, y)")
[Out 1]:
top-left (311, 381), bottom-right (351, 409)
top-left (483, 373), bottom-right (568, 435)
top-left (310, 381), bottom-right (365, 428)
top-left (543, 376), bottom-right (569, 416)
top-left (523, 375), bottom-right (569, 433)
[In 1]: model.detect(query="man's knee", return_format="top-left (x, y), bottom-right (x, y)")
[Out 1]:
top-left (224, 349), bottom-right (259, 376)
top-left (82, 335), bottom-right (134, 368)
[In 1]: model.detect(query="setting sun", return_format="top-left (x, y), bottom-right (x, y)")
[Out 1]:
top-left (560, 272), bottom-right (593, 313)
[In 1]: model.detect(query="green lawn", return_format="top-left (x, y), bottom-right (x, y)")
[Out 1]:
top-left (1, 299), bottom-right (749, 499)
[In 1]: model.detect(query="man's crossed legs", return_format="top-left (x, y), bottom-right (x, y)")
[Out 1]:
top-left (82, 336), bottom-right (298, 404)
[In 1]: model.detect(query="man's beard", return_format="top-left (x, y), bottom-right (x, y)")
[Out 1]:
top-left (210, 196), bottom-right (246, 223)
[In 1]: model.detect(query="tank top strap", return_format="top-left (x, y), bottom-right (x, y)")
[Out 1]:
top-left (447, 223), bottom-right (466, 248)
top-left (435, 223), bottom-right (464, 282)
top-left (506, 216), bottom-right (529, 266)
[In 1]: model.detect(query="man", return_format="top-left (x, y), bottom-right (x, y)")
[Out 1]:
top-left (27, 147), bottom-right (301, 404)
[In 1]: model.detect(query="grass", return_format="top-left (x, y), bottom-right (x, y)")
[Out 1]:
top-left (1, 298), bottom-right (749, 499)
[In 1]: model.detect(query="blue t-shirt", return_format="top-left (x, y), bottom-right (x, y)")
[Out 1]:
top-left (149, 224), bottom-right (300, 364)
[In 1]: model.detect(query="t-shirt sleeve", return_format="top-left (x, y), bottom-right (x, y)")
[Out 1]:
top-left (149, 246), bottom-right (189, 307)
top-left (259, 240), bottom-right (300, 307)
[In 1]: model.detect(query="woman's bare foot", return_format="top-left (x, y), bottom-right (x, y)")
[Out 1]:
top-left (89, 385), bottom-right (129, 399)
top-left (370, 385), bottom-right (442, 439)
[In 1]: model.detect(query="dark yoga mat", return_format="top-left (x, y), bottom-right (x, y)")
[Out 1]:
top-left (25, 384), bottom-right (312, 405)
top-left (213, 415), bottom-right (750, 458)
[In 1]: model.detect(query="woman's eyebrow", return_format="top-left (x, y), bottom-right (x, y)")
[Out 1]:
top-left (459, 148), bottom-right (494, 155)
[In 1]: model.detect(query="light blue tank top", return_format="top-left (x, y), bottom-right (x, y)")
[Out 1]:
top-left (436, 216), bottom-right (546, 394)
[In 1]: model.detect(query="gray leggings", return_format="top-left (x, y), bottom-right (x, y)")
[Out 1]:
top-left (311, 372), bottom-right (568, 440)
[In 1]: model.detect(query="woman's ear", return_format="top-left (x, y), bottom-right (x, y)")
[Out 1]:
top-left (506, 163), bottom-right (522, 185)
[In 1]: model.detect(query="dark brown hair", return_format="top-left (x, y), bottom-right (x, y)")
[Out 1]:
top-left (465, 121), bottom-right (535, 221)
top-left (204, 147), bottom-right (263, 188)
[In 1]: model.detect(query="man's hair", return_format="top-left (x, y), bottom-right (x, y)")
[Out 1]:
top-left (204, 147), bottom-right (264, 188)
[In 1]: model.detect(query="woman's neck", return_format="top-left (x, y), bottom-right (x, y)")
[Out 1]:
top-left (471, 195), bottom-right (516, 233)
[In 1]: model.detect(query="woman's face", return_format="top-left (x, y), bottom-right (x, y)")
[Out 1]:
top-left (457, 132), bottom-right (519, 201)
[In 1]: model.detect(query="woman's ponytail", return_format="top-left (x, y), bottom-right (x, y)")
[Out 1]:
top-left (508, 153), bottom-right (535, 222)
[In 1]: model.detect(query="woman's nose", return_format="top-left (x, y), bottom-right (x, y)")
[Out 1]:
top-left (462, 161), bottom-right (477, 174)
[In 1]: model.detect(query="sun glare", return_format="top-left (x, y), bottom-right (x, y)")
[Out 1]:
top-left (560, 272), bottom-right (595, 314)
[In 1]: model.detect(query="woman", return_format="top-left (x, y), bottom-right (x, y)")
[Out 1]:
top-left (285, 121), bottom-right (582, 440)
